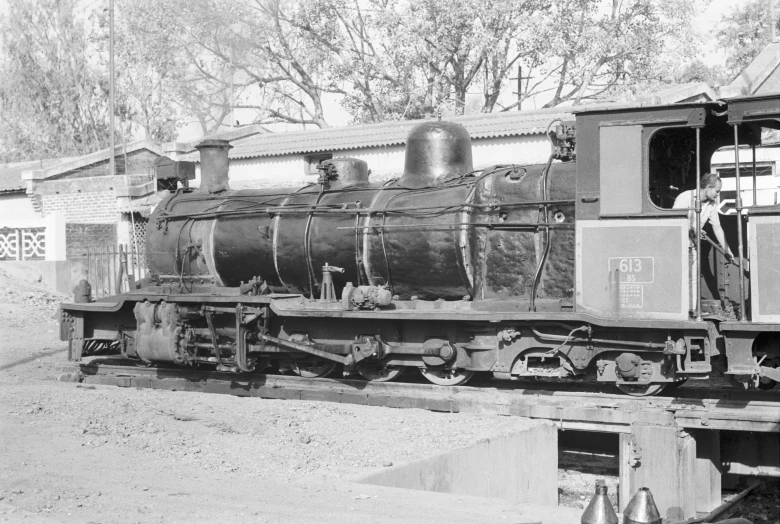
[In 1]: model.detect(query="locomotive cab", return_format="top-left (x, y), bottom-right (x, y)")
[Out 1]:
top-left (573, 95), bottom-right (780, 388)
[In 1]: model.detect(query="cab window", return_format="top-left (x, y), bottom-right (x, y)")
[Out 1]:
top-left (647, 127), bottom-right (697, 209)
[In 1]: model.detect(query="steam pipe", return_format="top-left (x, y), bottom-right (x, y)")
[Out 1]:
top-left (530, 152), bottom-right (556, 312)
top-left (531, 328), bottom-right (665, 349)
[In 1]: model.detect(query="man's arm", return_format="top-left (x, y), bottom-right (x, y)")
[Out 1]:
top-left (710, 215), bottom-right (734, 261)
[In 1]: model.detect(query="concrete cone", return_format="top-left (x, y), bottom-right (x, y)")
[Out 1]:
top-left (623, 487), bottom-right (661, 524)
top-left (581, 479), bottom-right (618, 524)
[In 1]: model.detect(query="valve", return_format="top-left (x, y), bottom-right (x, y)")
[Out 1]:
top-left (316, 161), bottom-right (338, 188)
top-left (319, 264), bottom-right (344, 302)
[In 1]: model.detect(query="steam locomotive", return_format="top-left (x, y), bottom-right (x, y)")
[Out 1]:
top-left (60, 94), bottom-right (780, 396)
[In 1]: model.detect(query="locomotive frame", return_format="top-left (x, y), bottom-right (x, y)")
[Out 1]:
top-left (60, 94), bottom-right (780, 396)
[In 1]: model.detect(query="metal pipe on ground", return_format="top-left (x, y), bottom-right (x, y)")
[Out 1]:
top-left (680, 482), bottom-right (762, 523)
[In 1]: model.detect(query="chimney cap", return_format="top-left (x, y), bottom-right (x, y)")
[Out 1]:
top-left (195, 139), bottom-right (233, 150)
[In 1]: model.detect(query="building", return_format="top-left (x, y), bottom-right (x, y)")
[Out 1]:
top-left (0, 143), bottom-right (166, 292)
top-left (0, 159), bottom-right (71, 289)
top-left (720, 41), bottom-right (780, 98)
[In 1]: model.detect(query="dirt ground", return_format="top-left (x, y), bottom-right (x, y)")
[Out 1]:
top-left (0, 265), bottom-right (777, 523)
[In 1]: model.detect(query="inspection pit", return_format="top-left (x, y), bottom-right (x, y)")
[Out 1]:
top-left (356, 418), bottom-right (558, 506)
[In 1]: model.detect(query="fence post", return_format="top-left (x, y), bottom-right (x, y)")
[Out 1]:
top-left (118, 244), bottom-right (126, 293)
top-left (15, 230), bottom-right (21, 261)
top-left (86, 246), bottom-right (92, 300)
top-left (109, 244), bottom-right (115, 296)
top-left (97, 245), bottom-right (103, 299)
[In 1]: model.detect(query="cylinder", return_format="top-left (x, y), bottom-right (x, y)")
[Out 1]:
top-left (399, 121), bottom-right (473, 188)
top-left (196, 139), bottom-right (232, 193)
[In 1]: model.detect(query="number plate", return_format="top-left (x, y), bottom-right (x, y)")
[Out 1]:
top-left (608, 257), bottom-right (654, 283)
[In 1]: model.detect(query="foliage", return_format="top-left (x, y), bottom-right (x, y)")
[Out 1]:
top-left (0, 0), bottom-right (713, 152)
top-left (0, 0), bottom-right (182, 162)
top-left (537, 0), bottom-right (697, 108)
top-left (0, 0), bottom-right (112, 162)
top-left (114, 0), bottom-right (238, 136)
top-left (716, 0), bottom-right (780, 78)
top-left (674, 60), bottom-right (731, 87)
top-left (106, 4), bottom-right (183, 143)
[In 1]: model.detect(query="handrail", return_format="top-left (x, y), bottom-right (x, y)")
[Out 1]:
top-left (732, 124), bottom-right (747, 321)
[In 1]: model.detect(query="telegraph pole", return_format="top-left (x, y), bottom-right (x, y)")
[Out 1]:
top-left (109, 0), bottom-right (116, 177)
top-left (510, 66), bottom-right (532, 110)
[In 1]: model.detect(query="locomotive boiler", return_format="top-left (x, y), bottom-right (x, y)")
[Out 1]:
top-left (61, 95), bottom-right (780, 396)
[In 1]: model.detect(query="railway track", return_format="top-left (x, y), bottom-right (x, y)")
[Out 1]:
top-left (66, 359), bottom-right (780, 434)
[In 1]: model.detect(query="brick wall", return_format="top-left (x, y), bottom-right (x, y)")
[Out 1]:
top-left (66, 224), bottom-right (117, 260)
top-left (33, 175), bottom-right (126, 223)
top-left (42, 192), bottom-right (117, 223)
top-left (34, 174), bottom-right (124, 196)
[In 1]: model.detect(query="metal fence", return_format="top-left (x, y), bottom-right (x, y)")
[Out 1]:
top-left (83, 243), bottom-right (147, 299)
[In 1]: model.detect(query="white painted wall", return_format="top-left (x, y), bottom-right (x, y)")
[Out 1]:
top-left (333, 145), bottom-right (405, 179)
top-left (0, 193), bottom-right (39, 223)
top-left (193, 155), bottom-right (309, 190)
top-left (472, 135), bottom-right (553, 168)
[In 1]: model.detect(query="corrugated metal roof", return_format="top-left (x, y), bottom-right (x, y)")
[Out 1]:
top-left (0, 162), bottom-right (31, 192)
top-left (0, 158), bottom-right (71, 192)
top-left (24, 141), bottom-right (162, 181)
top-left (189, 107), bottom-right (575, 161)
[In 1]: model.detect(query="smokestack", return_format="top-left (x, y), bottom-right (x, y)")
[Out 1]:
top-left (196, 139), bottom-right (232, 193)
